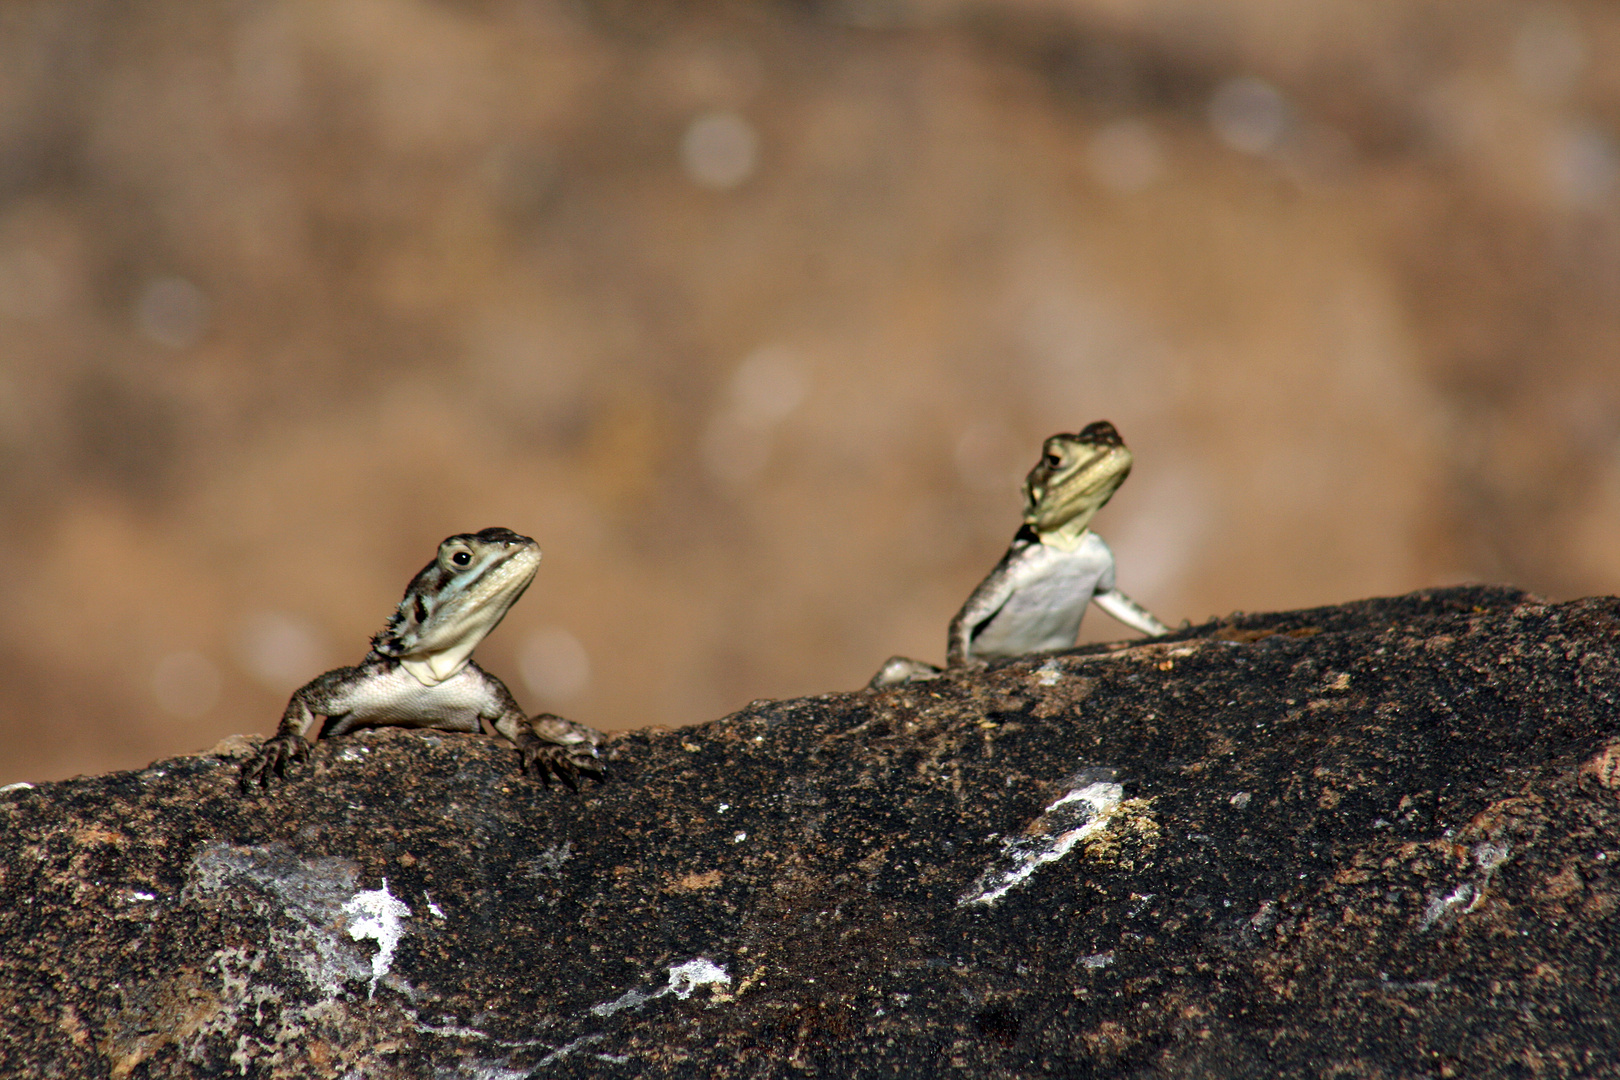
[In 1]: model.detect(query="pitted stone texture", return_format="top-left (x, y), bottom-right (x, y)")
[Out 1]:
top-left (3, 585), bottom-right (1619, 1077)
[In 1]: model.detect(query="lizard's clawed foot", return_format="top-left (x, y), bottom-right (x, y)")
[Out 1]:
top-left (520, 742), bottom-right (606, 789)
top-left (238, 734), bottom-right (311, 790)
top-left (867, 656), bottom-right (943, 690)
top-left (517, 714), bottom-right (606, 790)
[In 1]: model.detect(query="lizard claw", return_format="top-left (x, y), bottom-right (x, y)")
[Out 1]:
top-left (238, 734), bottom-right (311, 791)
top-left (519, 740), bottom-right (606, 790)
top-left (517, 714), bottom-right (606, 790)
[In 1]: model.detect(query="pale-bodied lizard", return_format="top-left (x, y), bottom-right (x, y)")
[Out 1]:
top-left (240, 527), bottom-right (604, 789)
top-left (870, 422), bottom-right (1169, 688)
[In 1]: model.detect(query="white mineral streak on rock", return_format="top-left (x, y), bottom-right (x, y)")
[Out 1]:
top-left (667, 958), bottom-right (731, 999)
top-left (590, 957), bottom-right (733, 1017)
top-left (1420, 882), bottom-right (1476, 930)
top-left (590, 986), bottom-right (656, 1018)
top-left (343, 878), bottom-right (412, 998)
top-left (960, 777), bottom-right (1124, 906)
top-left (1421, 839), bottom-right (1512, 930)
top-left (536, 1034), bottom-right (604, 1066)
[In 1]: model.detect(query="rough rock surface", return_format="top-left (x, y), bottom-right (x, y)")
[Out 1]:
top-left (3, 585), bottom-right (1619, 1078)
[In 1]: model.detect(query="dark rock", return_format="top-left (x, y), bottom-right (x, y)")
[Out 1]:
top-left (3, 585), bottom-right (1619, 1078)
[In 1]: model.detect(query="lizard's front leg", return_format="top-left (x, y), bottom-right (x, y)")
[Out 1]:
top-left (946, 565), bottom-right (1019, 667)
top-left (1092, 587), bottom-right (1170, 636)
top-left (240, 690), bottom-right (321, 790)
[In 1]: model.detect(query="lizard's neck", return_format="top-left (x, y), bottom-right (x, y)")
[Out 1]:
top-left (1032, 514), bottom-right (1093, 552)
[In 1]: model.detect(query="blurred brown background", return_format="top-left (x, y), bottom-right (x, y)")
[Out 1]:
top-left (1, 0), bottom-right (1617, 785)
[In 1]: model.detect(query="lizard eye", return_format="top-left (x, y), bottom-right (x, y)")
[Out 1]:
top-left (1044, 452), bottom-right (1063, 469)
top-left (451, 550), bottom-right (472, 567)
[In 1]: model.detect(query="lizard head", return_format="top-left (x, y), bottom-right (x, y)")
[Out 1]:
top-left (372, 527), bottom-right (541, 686)
top-left (1022, 421), bottom-right (1134, 536)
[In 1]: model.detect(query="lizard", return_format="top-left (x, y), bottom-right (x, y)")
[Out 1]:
top-left (239, 527), bottom-right (605, 790)
top-left (869, 421), bottom-right (1170, 688)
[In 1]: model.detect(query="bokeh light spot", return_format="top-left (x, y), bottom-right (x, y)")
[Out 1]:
top-left (702, 347), bottom-right (807, 485)
top-left (728, 346), bottom-right (806, 429)
top-left (135, 276), bottom-right (211, 349)
top-left (519, 627), bottom-right (591, 704)
top-left (680, 111), bottom-right (759, 190)
top-left (237, 611), bottom-right (329, 691)
top-left (1551, 124), bottom-right (1619, 206)
top-left (1208, 77), bottom-right (1290, 156)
